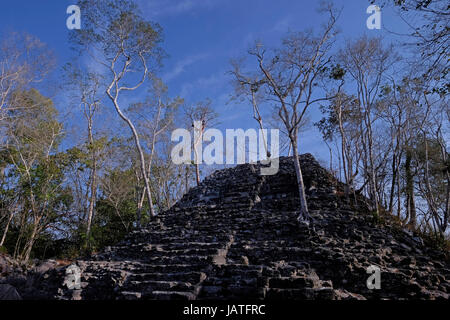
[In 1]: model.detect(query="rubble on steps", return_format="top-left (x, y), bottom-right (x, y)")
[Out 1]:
top-left (0, 254), bottom-right (71, 299)
top-left (3, 154), bottom-right (450, 300)
top-left (0, 253), bottom-right (22, 277)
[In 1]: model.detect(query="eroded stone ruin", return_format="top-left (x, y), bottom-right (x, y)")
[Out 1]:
top-left (1, 154), bottom-right (449, 300)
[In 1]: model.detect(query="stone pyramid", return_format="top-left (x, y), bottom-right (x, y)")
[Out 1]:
top-left (12, 154), bottom-right (450, 300)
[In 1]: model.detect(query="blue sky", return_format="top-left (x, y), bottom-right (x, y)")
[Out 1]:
top-left (0, 0), bottom-right (413, 163)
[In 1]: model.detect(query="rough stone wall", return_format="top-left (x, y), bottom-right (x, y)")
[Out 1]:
top-left (3, 154), bottom-right (450, 300)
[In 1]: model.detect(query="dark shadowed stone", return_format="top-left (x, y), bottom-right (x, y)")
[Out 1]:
top-left (0, 284), bottom-right (22, 300)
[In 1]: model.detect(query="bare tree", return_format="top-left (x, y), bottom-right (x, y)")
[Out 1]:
top-left (63, 65), bottom-right (106, 247)
top-left (0, 32), bottom-right (54, 119)
top-left (237, 5), bottom-right (339, 224)
top-left (128, 78), bottom-right (182, 215)
top-left (316, 88), bottom-right (364, 199)
top-left (184, 99), bottom-right (218, 186)
top-left (338, 36), bottom-right (399, 216)
top-left (229, 62), bottom-right (271, 158)
top-left (72, 0), bottom-right (165, 224)
top-left (388, 0), bottom-right (449, 78)
top-left (415, 90), bottom-right (449, 234)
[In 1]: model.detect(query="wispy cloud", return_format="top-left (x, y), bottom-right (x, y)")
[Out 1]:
top-left (138, 0), bottom-right (221, 18)
top-left (272, 16), bottom-right (292, 33)
top-left (179, 71), bottom-right (227, 100)
top-left (162, 53), bottom-right (208, 82)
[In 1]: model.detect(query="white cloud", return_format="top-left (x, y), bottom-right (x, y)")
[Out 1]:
top-left (272, 16), bottom-right (292, 33)
top-left (138, 0), bottom-right (221, 17)
top-left (179, 71), bottom-right (227, 100)
top-left (162, 53), bottom-right (208, 82)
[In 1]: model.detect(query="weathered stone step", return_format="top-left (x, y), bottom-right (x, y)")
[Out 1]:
top-left (145, 290), bottom-right (197, 300)
top-left (199, 285), bottom-right (264, 299)
top-left (98, 249), bottom-right (215, 262)
top-left (227, 247), bottom-right (314, 263)
top-left (273, 287), bottom-right (336, 300)
top-left (133, 235), bottom-right (231, 243)
top-left (212, 264), bottom-right (264, 274)
top-left (174, 202), bottom-right (253, 212)
top-left (268, 276), bottom-right (317, 289)
top-left (119, 291), bottom-right (143, 300)
top-left (114, 246), bottom-right (218, 257)
top-left (126, 271), bottom-right (206, 284)
top-left (125, 280), bottom-right (194, 292)
top-left (140, 255), bottom-right (213, 266)
top-left (130, 264), bottom-right (206, 274)
top-left (147, 242), bottom-right (224, 251)
top-left (202, 276), bottom-right (259, 287)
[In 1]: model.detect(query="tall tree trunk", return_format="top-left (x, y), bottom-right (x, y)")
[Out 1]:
top-left (366, 111), bottom-right (380, 215)
top-left (325, 141), bottom-right (333, 173)
top-left (0, 210), bottom-right (14, 247)
top-left (251, 90), bottom-right (270, 158)
top-left (291, 138), bottom-right (311, 224)
top-left (13, 212), bottom-right (26, 259)
top-left (437, 133), bottom-right (449, 235)
top-left (86, 169), bottom-right (97, 244)
top-left (337, 105), bottom-right (349, 195)
top-left (85, 124), bottom-right (97, 246)
top-left (132, 124), bottom-right (155, 221)
top-left (22, 222), bottom-right (39, 263)
top-left (136, 191), bottom-right (144, 225)
top-left (185, 165), bottom-right (189, 194)
top-left (405, 149), bottom-right (416, 228)
top-left (443, 170), bottom-right (450, 234)
top-left (397, 167), bottom-right (402, 218)
top-left (192, 122), bottom-right (203, 186)
top-left (388, 153), bottom-right (397, 213)
top-left (107, 95), bottom-right (156, 223)
top-left (195, 163), bottom-right (200, 186)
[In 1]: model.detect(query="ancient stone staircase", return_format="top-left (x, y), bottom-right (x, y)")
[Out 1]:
top-left (9, 154), bottom-right (450, 300)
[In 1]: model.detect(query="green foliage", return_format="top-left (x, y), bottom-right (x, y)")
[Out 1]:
top-left (0, 89), bottom-right (75, 261)
top-left (81, 198), bottom-right (137, 254)
top-left (370, 210), bottom-right (384, 225)
top-left (419, 231), bottom-right (450, 253)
